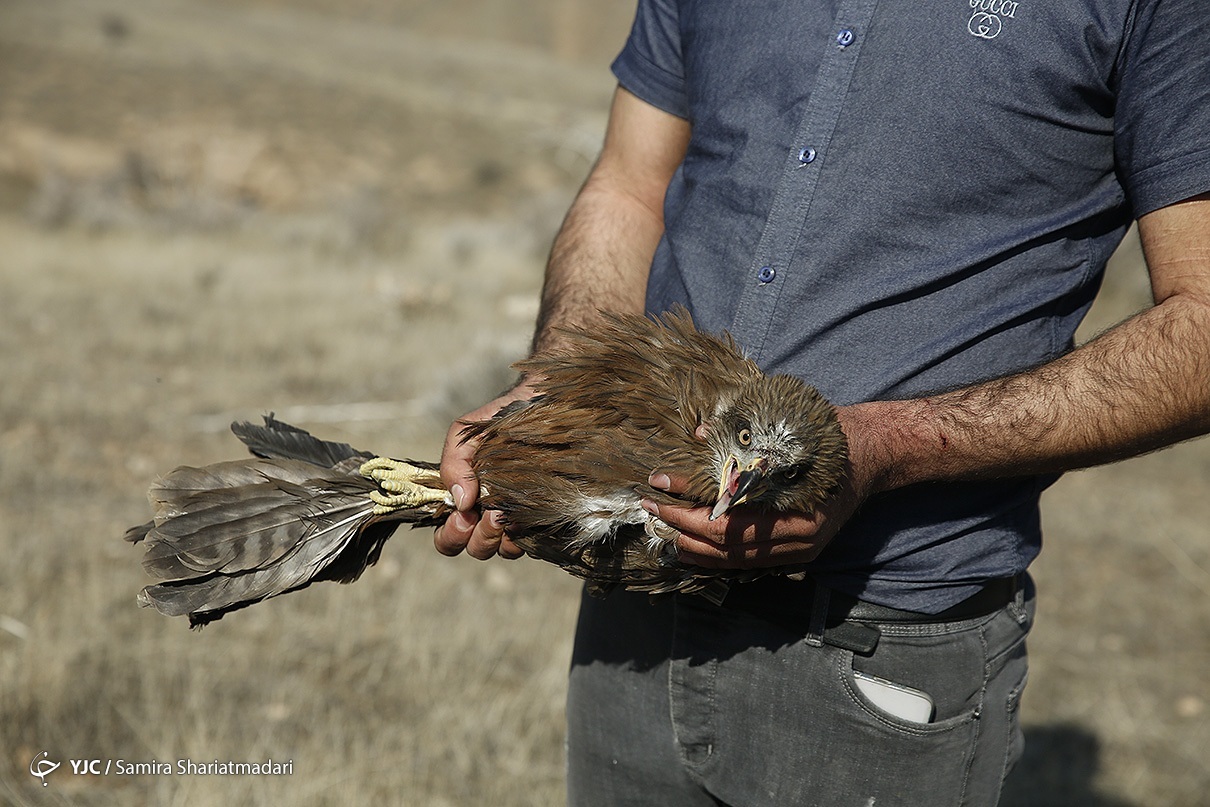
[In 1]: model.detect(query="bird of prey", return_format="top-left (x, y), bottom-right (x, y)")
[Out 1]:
top-left (125, 308), bottom-right (848, 626)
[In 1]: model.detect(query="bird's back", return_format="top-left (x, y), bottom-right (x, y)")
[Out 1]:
top-left (469, 308), bottom-right (761, 542)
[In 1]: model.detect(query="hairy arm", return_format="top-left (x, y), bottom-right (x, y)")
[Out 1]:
top-left (657, 193), bottom-right (1210, 567)
top-left (435, 87), bottom-right (691, 559)
top-left (866, 194), bottom-right (1210, 486)
top-left (530, 87), bottom-right (692, 353)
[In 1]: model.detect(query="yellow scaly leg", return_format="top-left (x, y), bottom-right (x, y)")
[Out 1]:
top-left (359, 457), bottom-right (452, 514)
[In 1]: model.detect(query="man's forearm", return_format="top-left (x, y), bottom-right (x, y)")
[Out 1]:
top-left (531, 174), bottom-right (665, 355)
top-left (530, 87), bottom-right (691, 356)
top-left (853, 197), bottom-right (1210, 495)
top-left (850, 294), bottom-right (1210, 494)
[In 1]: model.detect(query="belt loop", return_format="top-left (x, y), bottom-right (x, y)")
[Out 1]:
top-left (806, 583), bottom-right (831, 647)
top-left (1009, 573), bottom-right (1028, 624)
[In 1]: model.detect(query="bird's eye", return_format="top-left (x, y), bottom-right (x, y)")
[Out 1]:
top-left (737, 428), bottom-right (752, 446)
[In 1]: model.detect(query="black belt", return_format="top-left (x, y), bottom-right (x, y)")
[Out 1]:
top-left (718, 575), bottom-right (1021, 655)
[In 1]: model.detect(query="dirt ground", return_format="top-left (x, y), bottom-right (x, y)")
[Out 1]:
top-left (1, 2), bottom-right (1207, 805)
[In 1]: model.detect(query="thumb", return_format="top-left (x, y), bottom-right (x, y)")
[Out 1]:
top-left (440, 423), bottom-right (481, 511)
top-left (439, 375), bottom-right (542, 512)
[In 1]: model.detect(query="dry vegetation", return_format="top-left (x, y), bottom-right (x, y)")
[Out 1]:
top-left (1, 2), bottom-right (1207, 805)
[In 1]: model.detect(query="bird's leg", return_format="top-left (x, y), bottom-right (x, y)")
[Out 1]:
top-left (359, 458), bottom-right (452, 514)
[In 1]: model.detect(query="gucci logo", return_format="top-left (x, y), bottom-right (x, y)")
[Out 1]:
top-left (967, 0), bottom-right (1017, 39)
top-left (968, 11), bottom-right (1003, 38)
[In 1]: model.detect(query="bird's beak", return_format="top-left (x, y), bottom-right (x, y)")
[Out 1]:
top-left (710, 456), bottom-right (768, 521)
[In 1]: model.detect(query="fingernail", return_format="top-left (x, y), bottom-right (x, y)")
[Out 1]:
top-left (451, 483), bottom-right (466, 510)
top-left (648, 472), bottom-right (671, 490)
top-left (453, 510), bottom-right (476, 531)
top-left (641, 498), bottom-right (659, 515)
top-left (486, 510), bottom-right (503, 529)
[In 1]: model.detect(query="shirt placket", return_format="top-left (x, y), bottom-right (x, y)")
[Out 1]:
top-left (729, 0), bottom-right (882, 362)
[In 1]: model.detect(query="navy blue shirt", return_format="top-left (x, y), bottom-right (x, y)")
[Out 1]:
top-left (613, 0), bottom-right (1210, 611)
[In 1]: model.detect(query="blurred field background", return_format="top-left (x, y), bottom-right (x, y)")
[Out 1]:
top-left (1, 1), bottom-right (1207, 805)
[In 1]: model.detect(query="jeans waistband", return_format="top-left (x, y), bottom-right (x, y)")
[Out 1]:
top-left (717, 575), bottom-right (1022, 655)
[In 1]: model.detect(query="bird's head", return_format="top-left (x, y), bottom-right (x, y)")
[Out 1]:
top-left (705, 375), bottom-right (849, 520)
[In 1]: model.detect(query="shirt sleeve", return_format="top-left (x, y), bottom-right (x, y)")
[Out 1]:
top-left (610, 0), bottom-right (690, 120)
top-left (1114, 0), bottom-right (1210, 216)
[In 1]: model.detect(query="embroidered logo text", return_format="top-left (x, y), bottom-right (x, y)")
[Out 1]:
top-left (968, 0), bottom-right (1018, 39)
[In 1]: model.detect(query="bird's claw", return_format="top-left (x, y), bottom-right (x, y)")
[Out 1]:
top-left (359, 457), bottom-right (452, 514)
top-left (642, 515), bottom-right (680, 557)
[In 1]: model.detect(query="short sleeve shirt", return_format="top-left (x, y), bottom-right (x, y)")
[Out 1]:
top-left (612, 0), bottom-right (1210, 610)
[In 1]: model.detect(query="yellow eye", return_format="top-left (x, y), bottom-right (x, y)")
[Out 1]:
top-left (738, 428), bottom-right (752, 446)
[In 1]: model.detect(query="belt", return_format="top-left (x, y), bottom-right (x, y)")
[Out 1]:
top-left (718, 575), bottom-right (1021, 655)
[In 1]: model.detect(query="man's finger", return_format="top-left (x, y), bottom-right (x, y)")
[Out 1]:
top-left (642, 498), bottom-right (726, 540)
top-left (648, 471), bottom-right (692, 494)
top-left (466, 510), bottom-right (507, 560)
top-left (675, 532), bottom-right (823, 568)
top-left (498, 535), bottom-right (526, 560)
top-left (434, 510), bottom-right (478, 556)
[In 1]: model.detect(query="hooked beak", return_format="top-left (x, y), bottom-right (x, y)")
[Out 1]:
top-left (710, 455), bottom-right (768, 520)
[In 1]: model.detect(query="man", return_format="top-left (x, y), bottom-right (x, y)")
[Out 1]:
top-left (436, 0), bottom-right (1210, 803)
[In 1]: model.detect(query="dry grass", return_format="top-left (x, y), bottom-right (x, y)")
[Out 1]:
top-left (1, 2), bottom-right (1207, 805)
top-left (0, 213), bottom-right (582, 806)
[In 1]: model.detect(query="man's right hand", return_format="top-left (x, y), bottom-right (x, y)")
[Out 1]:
top-left (434, 379), bottom-right (541, 560)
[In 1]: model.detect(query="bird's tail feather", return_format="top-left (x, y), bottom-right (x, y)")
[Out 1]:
top-left (127, 417), bottom-right (447, 627)
top-left (141, 486), bottom-right (351, 581)
top-left (137, 496), bottom-right (382, 626)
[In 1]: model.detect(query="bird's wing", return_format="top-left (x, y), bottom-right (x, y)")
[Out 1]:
top-left (514, 307), bottom-right (762, 443)
top-left (231, 413), bottom-right (373, 466)
top-left (469, 307), bottom-right (758, 529)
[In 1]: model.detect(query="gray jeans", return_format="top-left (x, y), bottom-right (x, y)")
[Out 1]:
top-left (566, 577), bottom-right (1033, 807)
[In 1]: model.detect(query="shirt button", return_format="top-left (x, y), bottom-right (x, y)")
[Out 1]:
top-left (837, 29), bottom-right (855, 47)
top-left (757, 265), bottom-right (776, 283)
top-left (798, 147), bottom-right (817, 164)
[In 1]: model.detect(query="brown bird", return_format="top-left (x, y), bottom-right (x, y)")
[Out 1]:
top-left (125, 308), bottom-right (848, 626)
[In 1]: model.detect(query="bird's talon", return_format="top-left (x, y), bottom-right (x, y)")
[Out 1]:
top-left (359, 458), bottom-right (450, 513)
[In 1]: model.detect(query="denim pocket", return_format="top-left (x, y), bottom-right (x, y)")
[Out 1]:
top-left (833, 595), bottom-right (1036, 806)
top-left (840, 652), bottom-right (982, 734)
top-left (814, 648), bottom-right (982, 806)
top-left (850, 613), bottom-right (998, 724)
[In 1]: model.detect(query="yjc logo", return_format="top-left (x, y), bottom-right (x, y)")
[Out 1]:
top-left (29, 751), bottom-right (60, 786)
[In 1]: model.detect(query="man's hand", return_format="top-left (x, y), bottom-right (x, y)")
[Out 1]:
top-left (641, 478), bottom-right (841, 568)
top-left (641, 405), bottom-right (891, 569)
top-left (434, 379), bottom-right (541, 560)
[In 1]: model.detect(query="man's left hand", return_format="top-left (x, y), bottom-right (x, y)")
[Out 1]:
top-left (642, 404), bottom-right (888, 569)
